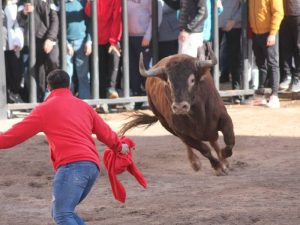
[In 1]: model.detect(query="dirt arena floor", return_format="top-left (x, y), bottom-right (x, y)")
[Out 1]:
top-left (0, 99), bottom-right (300, 225)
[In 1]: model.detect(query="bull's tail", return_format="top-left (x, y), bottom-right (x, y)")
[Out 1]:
top-left (119, 111), bottom-right (158, 135)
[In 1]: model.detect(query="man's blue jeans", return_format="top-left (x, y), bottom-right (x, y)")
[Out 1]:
top-left (52, 161), bottom-right (99, 225)
top-left (66, 38), bottom-right (91, 99)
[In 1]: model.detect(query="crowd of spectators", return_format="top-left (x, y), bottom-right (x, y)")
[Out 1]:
top-left (1, 0), bottom-right (300, 110)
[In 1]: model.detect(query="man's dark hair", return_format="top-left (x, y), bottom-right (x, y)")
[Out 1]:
top-left (47, 69), bottom-right (70, 91)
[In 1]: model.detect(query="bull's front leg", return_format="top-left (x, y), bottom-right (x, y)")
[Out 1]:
top-left (185, 144), bottom-right (201, 172)
top-left (210, 141), bottom-right (230, 173)
top-left (218, 113), bottom-right (235, 158)
top-left (182, 138), bottom-right (227, 176)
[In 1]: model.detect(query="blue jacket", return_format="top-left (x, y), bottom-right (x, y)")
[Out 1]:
top-left (158, 1), bottom-right (179, 42)
top-left (203, 0), bottom-right (223, 42)
top-left (65, 0), bottom-right (91, 42)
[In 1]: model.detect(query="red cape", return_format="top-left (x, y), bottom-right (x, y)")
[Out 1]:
top-left (102, 137), bottom-right (147, 203)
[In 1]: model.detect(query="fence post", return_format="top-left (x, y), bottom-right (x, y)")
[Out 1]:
top-left (29, 0), bottom-right (37, 103)
top-left (91, 0), bottom-right (99, 99)
top-left (122, 0), bottom-right (130, 98)
top-left (59, 1), bottom-right (67, 71)
top-left (241, 0), bottom-right (249, 90)
top-left (213, 0), bottom-right (220, 90)
top-left (151, 0), bottom-right (159, 65)
top-left (0, 1), bottom-right (8, 119)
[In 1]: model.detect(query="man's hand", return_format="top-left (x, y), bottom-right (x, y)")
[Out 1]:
top-left (23, 3), bottom-right (34, 15)
top-left (223, 20), bottom-right (235, 32)
top-left (141, 37), bottom-right (150, 47)
top-left (85, 42), bottom-right (92, 56)
top-left (108, 44), bottom-right (121, 57)
top-left (67, 44), bottom-right (74, 56)
top-left (14, 46), bottom-right (22, 52)
top-left (120, 143), bottom-right (129, 155)
top-left (266, 34), bottom-right (276, 46)
top-left (178, 30), bottom-right (189, 42)
top-left (44, 39), bottom-right (55, 54)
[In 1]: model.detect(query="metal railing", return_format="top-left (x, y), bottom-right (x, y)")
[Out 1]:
top-left (0, 0), bottom-right (253, 119)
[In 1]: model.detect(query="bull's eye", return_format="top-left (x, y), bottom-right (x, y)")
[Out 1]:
top-left (188, 74), bottom-right (195, 89)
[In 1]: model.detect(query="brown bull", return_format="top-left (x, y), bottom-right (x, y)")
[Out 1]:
top-left (119, 46), bottom-right (235, 176)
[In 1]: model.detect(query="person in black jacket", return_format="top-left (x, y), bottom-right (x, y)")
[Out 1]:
top-left (178, 0), bottom-right (207, 57)
top-left (279, 0), bottom-right (300, 93)
top-left (18, 0), bottom-right (59, 102)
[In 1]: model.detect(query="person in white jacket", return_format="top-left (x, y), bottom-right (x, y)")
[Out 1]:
top-left (3, 0), bottom-right (24, 103)
top-left (127, 0), bottom-right (162, 109)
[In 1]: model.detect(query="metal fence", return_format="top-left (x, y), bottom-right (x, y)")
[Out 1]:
top-left (0, 0), bottom-right (254, 119)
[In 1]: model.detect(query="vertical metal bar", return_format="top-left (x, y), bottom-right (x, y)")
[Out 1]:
top-left (122, 0), bottom-right (130, 98)
top-left (0, 1), bottom-right (8, 119)
top-left (91, 0), bottom-right (99, 99)
top-left (29, 0), bottom-right (37, 103)
top-left (241, 0), bottom-right (249, 90)
top-left (213, 0), bottom-right (220, 90)
top-left (59, 1), bottom-right (67, 71)
top-left (151, 0), bottom-right (158, 64)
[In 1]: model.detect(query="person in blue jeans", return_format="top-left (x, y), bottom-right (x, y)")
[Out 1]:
top-left (0, 69), bottom-right (131, 225)
top-left (52, 161), bottom-right (99, 225)
top-left (65, 0), bottom-right (92, 99)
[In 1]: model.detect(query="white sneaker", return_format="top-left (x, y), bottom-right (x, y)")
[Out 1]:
top-left (266, 95), bottom-right (280, 109)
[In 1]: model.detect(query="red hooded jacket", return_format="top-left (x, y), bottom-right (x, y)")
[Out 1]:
top-left (85, 0), bottom-right (122, 45)
top-left (0, 88), bottom-right (123, 170)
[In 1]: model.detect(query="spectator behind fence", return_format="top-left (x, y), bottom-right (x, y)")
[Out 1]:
top-left (203, 0), bottom-right (222, 44)
top-left (0, 69), bottom-right (131, 225)
top-left (85, 0), bottom-right (122, 100)
top-left (127, 0), bottom-right (162, 110)
top-left (201, 0), bottom-right (223, 60)
top-left (178, 0), bottom-right (207, 57)
top-left (279, 0), bottom-right (300, 93)
top-left (218, 0), bottom-right (242, 103)
top-left (65, 0), bottom-right (92, 100)
top-left (248, 0), bottom-right (284, 109)
top-left (3, 0), bottom-right (24, 104)
top-left (18, 0), bottom-right (59, 102)
top-left (157, 0), bottom-right (180, 60)
top-left (201, 0), bottom-right (229, 84)
top-left (2, 7), bottom-right (7, 47)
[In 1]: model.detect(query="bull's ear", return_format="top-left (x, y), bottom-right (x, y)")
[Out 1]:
top-left (195, 67), bottom-right (210, 82)
top-left (157, 72), bottom-right (168, 81)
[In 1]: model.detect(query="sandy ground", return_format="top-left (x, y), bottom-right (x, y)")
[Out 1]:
top-left (0, 100), bottom-right (300, 225)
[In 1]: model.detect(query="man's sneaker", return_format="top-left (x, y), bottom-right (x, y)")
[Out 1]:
top-left (95, 104), bottom-right (109, 113)
top-left (107, 88), bottom-right (119, 99)
top-left (290, 78), bottom-right (300, 93)
top-left (255, 87), bottom-right (271, 95)
top-left (279, 76), bottom-right (291, 90)
top-left (266, 95), bottom-right (280, 109)
top-left (243, 96), bottom-right (267, 106)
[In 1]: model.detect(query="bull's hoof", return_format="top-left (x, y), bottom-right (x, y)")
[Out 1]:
top-left (221, 159), bottom-right (230, 169)
top-left (222, 146), bottom-right (233, 158)
top-left (191, 160), bottom-right (201, 172)
top-left (214, 167), bottom-right (228, 176)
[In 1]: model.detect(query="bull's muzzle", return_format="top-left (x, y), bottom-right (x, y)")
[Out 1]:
top-left (171, 101), bottom-right (191, 114)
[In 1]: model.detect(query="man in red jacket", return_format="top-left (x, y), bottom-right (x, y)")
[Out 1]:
top-left (85, 0), bottom-right (122, 100)
top-left (0, 69), bottom-right (130, 225)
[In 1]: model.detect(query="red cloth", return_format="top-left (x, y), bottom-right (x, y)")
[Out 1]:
top-left (85, 0), bottom-right (122, 45)
top-left (0, 88), bottom-right (123, 170)
top-left (103, 137), bottom-right (147, 203)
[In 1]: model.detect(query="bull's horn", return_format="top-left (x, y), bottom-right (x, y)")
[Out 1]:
top-left (196, 44), bottom-right (217, 67)
top-left (139, 52), bottom-right (164, 77)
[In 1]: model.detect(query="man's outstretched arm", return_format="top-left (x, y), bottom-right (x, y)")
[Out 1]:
top-left (0, 108), bottom-right (43, 149)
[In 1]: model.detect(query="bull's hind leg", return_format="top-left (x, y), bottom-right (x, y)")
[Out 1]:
top-left (210, 141), bottom-right (230, 173)
top-left (185, 145), bottom-right (201, 171)
top-left (219, 114), bottom-right (235, 158)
